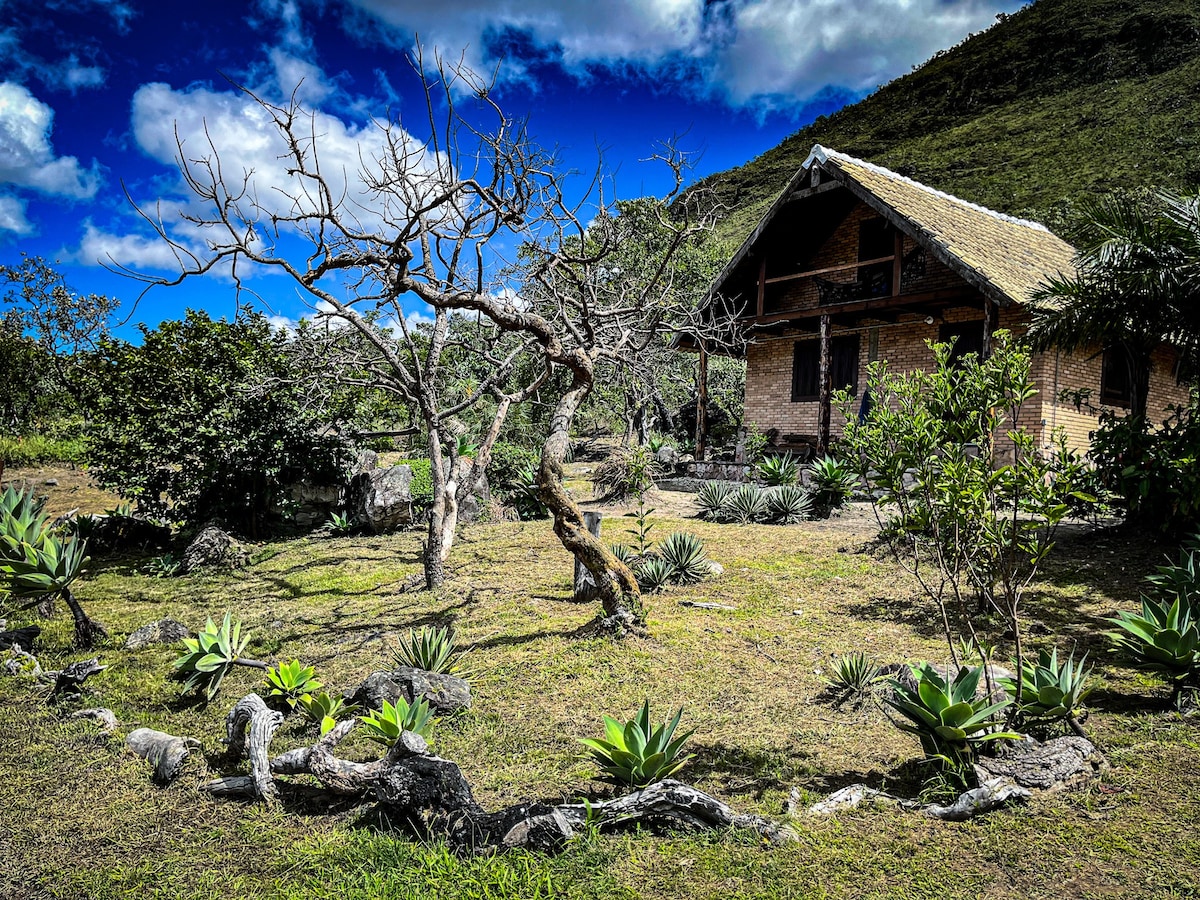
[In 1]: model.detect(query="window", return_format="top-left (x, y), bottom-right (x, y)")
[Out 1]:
top-left (1100, 346), bottom-right (1134, 407)
top-left (792, 335), bottom-right (860, 401)
top-left (938, 321), bottom-right (985, 367)
top-left (858, 218), bottom-right (894, 297)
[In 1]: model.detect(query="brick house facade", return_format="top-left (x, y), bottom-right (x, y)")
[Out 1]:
top-left (704, 146), bottom-right (1191, 455)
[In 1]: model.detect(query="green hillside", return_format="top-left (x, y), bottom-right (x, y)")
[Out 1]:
top-left (698, 0), bottom-right (1200, 245)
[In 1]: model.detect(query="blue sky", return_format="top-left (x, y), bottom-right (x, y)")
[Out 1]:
top-left (0, 0), bottom-right (1022, 335)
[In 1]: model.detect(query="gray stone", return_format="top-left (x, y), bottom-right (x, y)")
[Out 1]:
top-left (182, 526), bottom-right (249, 573)
top-left (348, 465), bottom-right (414, 533)
top-left (456, 466), bottom-right (491, 525)
top-left (655, 446), bottom-right (681, 466)
top-left (349, 448), bottom-right (378, 477)
top-left (125, 618), bottom-right (190, 650)
top-left (974, 735), bottom-right (1107, 793)
top-left (43, 478), bottom-right (58, 486)
top-left (347, 667), bottom-right (472, 716)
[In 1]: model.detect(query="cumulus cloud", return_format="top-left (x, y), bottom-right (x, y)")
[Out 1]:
top-left (339, 0), bottom-right (1013, 107)
top-left (0, 82), bottom-right (101, 198)
top-left (77, 221), bottom-right (195, 269)
top-left (0, 195), bottom-right (32, 235)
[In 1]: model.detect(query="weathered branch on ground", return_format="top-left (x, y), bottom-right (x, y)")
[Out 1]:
top-left (198, 694), bottom-right (790, 852)
top-left (126, 727), bottom-right (199, 784)
top-left (72, 707), bottom-right (118, 732)
top-left (0, 625), bottom-right (39, 650)
top-left (222, 693), bottom-right (284, 802)
top-left (48, 657), bottom-right (106, 700)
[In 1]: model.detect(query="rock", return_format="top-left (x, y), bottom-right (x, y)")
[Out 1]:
top-left (655, 446), bottom-right (681, 466)
top-left (923, 777), bottom-right (1029, 821)
top-left (182, 526), bottom-right (249, 573)
top-left (347, 667), bottom-right (472, 716)
top-left (974, 735), bottom-right (1107, 793)
top-left (349, 448), bottom-right (378, 477)
top-left (4, 645), bottom-right (41, 678)
top-left (73, 708), bottom-right (119, 732)
top-left (0, 625), bottom-right (40, 651)
top-left (707, 561), bottom-right (724, 576)
top-left (125, 618), bottom-right (190, 650)
top-left (44, 478), bottom-right (58, 486)
top-left (456, 467), bottom-right (491, 525)
top-left (347, 465), bottom-right (414, 533)
top-left (678, 454), bottom-right (695, 464)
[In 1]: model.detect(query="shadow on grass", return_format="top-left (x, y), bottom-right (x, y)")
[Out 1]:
top-left (686, 741), bottom-right (816, 799)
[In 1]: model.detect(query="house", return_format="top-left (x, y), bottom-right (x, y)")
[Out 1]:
top-left (700, 145), bottom-right (1190, 456)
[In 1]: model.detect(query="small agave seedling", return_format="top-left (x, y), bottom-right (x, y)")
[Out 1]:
top-left (360, 696), bottom-right (434, 746)
top-left (264, 659), bottom-right (323, 709)
top-left (173, 612), bottom-right (259, 702)
top-left (298, 691), bottom-right (356, 735)
top-left (1000, 647), bottom-right (1093, 727)
top-left (578, 700), bottom-right (694, 788)
top-left (392, 625), bottom-right (470, 676)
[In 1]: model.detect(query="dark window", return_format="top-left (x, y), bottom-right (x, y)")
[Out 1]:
top-left (858, 219), bottom-right (894, 297)
top-left (938, 321), bottom-right (985, 367)
top-left (792, 335), bottom-right (860, 401)
top-left (1100, 346), bottom-right (1133, 407)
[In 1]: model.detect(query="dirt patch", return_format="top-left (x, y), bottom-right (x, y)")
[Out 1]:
top-left (1, 464), bottom-right (123, 518)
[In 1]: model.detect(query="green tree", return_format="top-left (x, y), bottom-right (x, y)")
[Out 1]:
top-left (1028, 190), bottom-right (1200, 423)
top-left (84, 310), bottom-right (358, 534)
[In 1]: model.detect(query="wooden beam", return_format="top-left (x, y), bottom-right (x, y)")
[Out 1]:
top-left (787, 180), bottom-right (843, 201)
top-left (817, 314), bottom-right (832, 456)
top-left (764, 254), bottom-right (896, 285)
top-left (756, 257), bottom-right (766, 318)
top-left (746, 287), bottom-right (979, 326)
top-left (892, 229), bottom-right (903, 297)
top-left (982, 297), bottom-right (993, 358)
top-left (695, 341), bottom-right (709, 461)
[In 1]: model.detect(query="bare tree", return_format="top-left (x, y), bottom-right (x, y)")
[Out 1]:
top-left (117, 55), bottom-right (722, 628)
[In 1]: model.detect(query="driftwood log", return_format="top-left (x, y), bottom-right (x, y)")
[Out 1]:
top-left (201, 694), bottom-right (792, 853)
top-left (222, 694), bottom-right (285, 802)
top-left (573, 511), bottom-right (604, 603)
top-left (126, 728), bottom-right (199, 784)
top-left (49, 657), bottom-right (107, 700)
top-left (0, 625), bottom-right (40, 651)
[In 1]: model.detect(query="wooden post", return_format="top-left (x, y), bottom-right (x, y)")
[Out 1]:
top-left (695, 340), bottom-right (709, 461)
top-left (892, 229), bottom-right (903, 296)
top-left (756, 257), bottom-right (766, 319)
top-left (982, 298), bottom-right (993, 358)
top-left (573, 511), bottom-right (604, 602)
top-left (817, 314), bottom-right (832, 455)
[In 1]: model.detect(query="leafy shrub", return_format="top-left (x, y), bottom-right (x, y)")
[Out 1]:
top-left (757, 452), bottom-right (799, 486)
top-left (392, 625), bottom-right (469, 676)
top-left (501, 465), bottom-right (547, 521)
top-left (999, 647), bottom-right (1093, 726)
top-left (361, 696), bottom-right (434, 745)
top-left (807, 456), bottom-right (856, 513)
top-left (578, 700), bottom-right (694, 787)
top-left (657, 531), bottom-right (711, 583)
top-left (490, 441), bottom-right (540, 494)
top-left (1145, 537), bottom-right (1200, 608)
top-left (143, 553), bottom-right (182, 578)
top-left (395, 458), bottom-right (433, 511)
top-left (265, 659), bottom-right (322, 709)
top-left (719, 484), bottom-right (768, 524)
top-left (886, 663), bottom-right (1017, 777)
top-left (635, 557), bottom-right (674, 593)
top-left (592, 445), bottom-right (659, 501)
top-left (829, 651), bottom-right (885, 702)
top-left (696, 480), bottom-right (737, 519)
top-left (174, 613), bottom-right (254, 702)
top-left (0, 433), bottom-right (85, 467)
top-left (298, 691), bottom-right (355, 735)
top-left (765, 484), bottom-right (813, 524)
top-left (1091, 397), bottom-right (1200, 536)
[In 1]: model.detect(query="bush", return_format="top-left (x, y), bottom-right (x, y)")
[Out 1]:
top-left (592, 445), bottom-right (659, 501)
top-left (489, 441), bottom-right (540, 491)
top-left (1091, 395), bottom-right (1200, 537)
top-left (657, 531), bottom-right (711, 583)
top-left (395, 458), bottom-right (433, 511)
top-left (391, 625), bottom-right (469, 676)
top-left (807, 455), bottom-right (856, 513)
top-left (719, 484), bottom-right (768, 524)
top-left (0, 433), bottom-right (85, 467)
top-left (765, 484), bottom-right (813, 524)
top-left (361, 697), bottom-right (434, 746)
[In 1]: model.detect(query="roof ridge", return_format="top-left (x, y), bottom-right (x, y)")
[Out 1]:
top-left (809, 145), bottom-right (1054, 235)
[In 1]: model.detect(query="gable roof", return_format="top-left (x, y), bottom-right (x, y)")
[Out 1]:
top-left (709, 145), bottom-right (1078, 309)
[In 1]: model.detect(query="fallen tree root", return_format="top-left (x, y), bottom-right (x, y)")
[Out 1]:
top-left (202, 694), bottom-right (793, 852)
top-left (222, 694), bottom-right (284, 803)
top-left (126, 728), bottom-right (200, 784)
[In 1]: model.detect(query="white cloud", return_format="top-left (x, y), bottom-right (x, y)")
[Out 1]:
top-left (0, 195), bottom-right (32, 234)
top-left (0, 82), bottom-right (101, 199)
top-left (339, 0), bottom-right (1013, 108)
top-left (77, 221), bottom-right (196, 269)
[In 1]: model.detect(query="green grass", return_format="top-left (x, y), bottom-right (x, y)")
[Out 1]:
top-left (4, 488), bottom-right (1200, 898)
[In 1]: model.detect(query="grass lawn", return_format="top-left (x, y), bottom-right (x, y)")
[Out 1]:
top-left (2, 474), bottom-right (1199, 900)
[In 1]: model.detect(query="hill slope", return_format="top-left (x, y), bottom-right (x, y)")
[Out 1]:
top-left (699, 0), bottom-right (1200, 245)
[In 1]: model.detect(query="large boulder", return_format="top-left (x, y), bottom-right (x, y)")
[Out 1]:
top-left (456, 466), bottom-right (491, 525)
top-left (346, 667), bottom-right (471, 716)
top-left (182, 526), bottom-right (249, 573)
top-left (348, 465), bottom-right (414, 533)
top-left (125, 618), bottom-right (190, 650)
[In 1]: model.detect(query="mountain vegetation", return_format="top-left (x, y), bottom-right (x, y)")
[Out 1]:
top-left (696, 0), bottom-right (1200, 245)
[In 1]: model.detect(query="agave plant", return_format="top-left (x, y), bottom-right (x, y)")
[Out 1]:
top-left (298, 691), bottom-right (356, 735)
top-left (756, 452), bottom-right (799, 486)
top-left (828, 650), bottom-right (885, 702)
top-left (360, 696), bottom-right (434, 746)
top-left (174, 612), bottom-right (259, 702)
top-left (608, 542), bottom-right (637, 566)
top-left (886, 663), bottom-right (1017, 773)
top-left (1109, 595), bottom-right (1200, 694)
top-left (765, 484), bottom-right (813, 524)
top-left (578, 700), bottom-right (694, 787)
top-left (657, 531), bottom-right (711, 583)
top-left (808, 456), bottom-right (857, 512)
top-left (143, 553), bottom-right (182, 578)
top-left (635, 556), bottom-right (674, 593)
top-left (392, 624), bottom-right (469, 676)
top-left (1145, 542), bottom-right (1200, 609)
top-left (327, 512), bottom-right (355, 536)
top-left (264, 659), bottom-right (323, 709)
top-left (999, 647), bottom-right (1093, 726)
top-left (696, 481), bottom-right (737, 519)
top-left (719, 485), bottom-right (768, 524)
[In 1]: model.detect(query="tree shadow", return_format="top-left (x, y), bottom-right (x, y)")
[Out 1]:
top-left (686, 741), bottom-right (816, 800)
